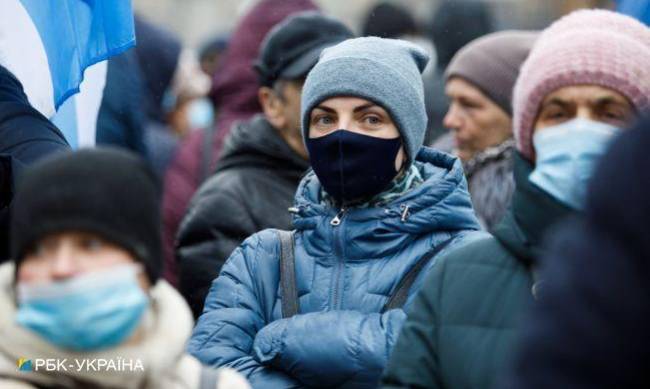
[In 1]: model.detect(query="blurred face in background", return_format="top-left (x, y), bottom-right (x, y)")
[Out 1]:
top-left (259, 78), bottom-right (307, 159)
top-left (444, 77), bottom-right (512, 162)
top-left (534, 85), bottom-right (635, 135)
top-left (16, 231), bottom-right (151, 351)
top-left (18, 231), bottom-right (149, 290)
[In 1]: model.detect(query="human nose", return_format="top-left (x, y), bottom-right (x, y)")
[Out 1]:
top-left (575, 106), bottom-right (594, 122)
top-left (443, 103), bottom-right (463, 131)
top-left (336, 112), bottom-right (354, 131)
top-left (50, 243), bottom-right (77, 281)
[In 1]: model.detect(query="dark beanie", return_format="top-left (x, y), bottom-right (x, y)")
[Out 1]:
top-left (362, 2), bottom-right (418, 38)
top-left (10, 148), bottom-right (162, 283)
top-left (445, 30), bottom-right (538, 115)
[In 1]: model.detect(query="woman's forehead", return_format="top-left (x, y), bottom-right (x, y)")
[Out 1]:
top-left (315, 96), bottom-right (384, 112)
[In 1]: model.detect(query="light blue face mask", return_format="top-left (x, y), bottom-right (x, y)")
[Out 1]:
top-left (16, 265), bottom-right (148, 351)
top-left (188, 98), bottom-right (214, 130)
top-left (529, 118), bottom-right (619, 210)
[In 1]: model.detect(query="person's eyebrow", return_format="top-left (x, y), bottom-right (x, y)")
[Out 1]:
top-left (541, 98), bottom-right (571, 109)
top-left (353, 103), bottom-right (380, 113)
top-left (313, 105), bottom-right (336, 113)
top-left (593, 95), bottom-right (628, 107)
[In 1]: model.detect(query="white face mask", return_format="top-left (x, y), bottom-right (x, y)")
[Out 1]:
top-left (529, 118), bottom-right (619, 210)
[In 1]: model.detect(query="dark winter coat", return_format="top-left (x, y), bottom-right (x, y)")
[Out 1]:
top-left (188, 147), bottom-right (481, 389)
top-left (96, 49), bottom-right (147, 156)
top-left (161, 0), bottom-right (318, 286)
top-left (0, 65), bottom-right (69, 261)
top-left (176, 115), bottom-right (309, 318)
top-left (504, 120), bottom-right (650, 389)
top-left (382, 152), bottom-right (573, 389)
top-left (134, 14), bottom-right (182, 125)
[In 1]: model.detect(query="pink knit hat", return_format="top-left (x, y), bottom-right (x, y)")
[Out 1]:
top-left (513, 9), bottom-right (650, 161)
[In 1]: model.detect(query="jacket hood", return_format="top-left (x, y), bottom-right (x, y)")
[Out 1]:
top-left (216, 115), bottom-right (309, 177)
top-left (0, 263), bottom-right (195, 389)
top-left (492, 152), bottom-right (574, 264)
top-left (291, 147), bottom-right (480, 259)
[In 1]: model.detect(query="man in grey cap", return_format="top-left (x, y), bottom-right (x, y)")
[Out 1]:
top-left (175, 11), bottom-right (353, 318)
top-left (439, 30), bottom-right (538, 231)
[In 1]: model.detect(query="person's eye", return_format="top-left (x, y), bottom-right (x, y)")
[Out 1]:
top-left (312, 114), bottom-right (334, 126)
top-left (29, 242), bottom-right (46, 257)
top-left (602, 110), bottom-right (624, 120)
top-left (80, 237), bottom-right (104, 251)
top-left (543, 109), bottom-right (566, 120)
top-left (363, 115), bottom-right (382, 125)
top-left (459, 99), bottom-right (480, 110)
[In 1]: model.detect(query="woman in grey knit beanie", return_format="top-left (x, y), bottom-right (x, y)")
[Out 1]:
top-left (188, 36), bottom-right (480, 388)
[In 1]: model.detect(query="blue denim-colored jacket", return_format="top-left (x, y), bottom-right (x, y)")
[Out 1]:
top-left (188, 147), bottom-right (480, 388)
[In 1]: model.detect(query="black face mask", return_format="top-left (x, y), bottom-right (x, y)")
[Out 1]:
top-left (306, 129), bottom-right (402, 204)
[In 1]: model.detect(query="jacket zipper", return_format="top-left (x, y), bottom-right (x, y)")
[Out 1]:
top-left (330, 207), bottom-right (346, 226)
top-left (330, 207), bottom-right (346, 309)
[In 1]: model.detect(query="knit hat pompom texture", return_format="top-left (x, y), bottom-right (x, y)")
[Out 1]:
top-left (301, 37), bottom-right (430, 163)
top-left (513, 9), bottom-right (650, 160)
top-left (10, 148), bottom-right (162, 283)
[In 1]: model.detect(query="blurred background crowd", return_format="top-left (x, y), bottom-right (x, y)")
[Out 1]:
top-left (1, 0), bottom-right (649, 388)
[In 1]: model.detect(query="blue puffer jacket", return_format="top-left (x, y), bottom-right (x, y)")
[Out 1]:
top-left (188, 147), bottom-right (480, 388)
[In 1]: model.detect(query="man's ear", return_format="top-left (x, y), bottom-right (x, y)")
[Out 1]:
top-left (258, 87), bottom-right (286, 129)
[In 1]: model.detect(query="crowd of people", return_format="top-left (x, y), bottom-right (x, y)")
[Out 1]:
top-left (0, 1), bottom-right (649, 388)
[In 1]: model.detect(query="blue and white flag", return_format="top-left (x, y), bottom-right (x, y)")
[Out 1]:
top-left (617, 0), bottom-right (650, 25)
top-left (0, 0), bottom-right (135, 148)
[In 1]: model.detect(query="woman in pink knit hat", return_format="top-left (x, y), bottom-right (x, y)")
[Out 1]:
top-left (382, 9), bottom-right (650, 389)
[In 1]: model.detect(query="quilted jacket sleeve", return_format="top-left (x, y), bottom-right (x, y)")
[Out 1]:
top-left (187, 233), bottom-right (301, 389)
top-left (252, 309), bottom-right (407, 388)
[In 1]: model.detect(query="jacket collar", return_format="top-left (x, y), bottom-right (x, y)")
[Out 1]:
top-left (291, 147), bottom-right (481, 259)
top-left (463, 138), bottom-right (515, 178)
top-left (216, 114), bottom-right (310, 176)
top-left (493, 152), bottom-right (574, 265)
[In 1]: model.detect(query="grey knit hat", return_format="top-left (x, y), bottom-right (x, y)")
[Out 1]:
top-left (445, 30), bottom-right (538, 115)
top-left (301, 37), bottom-right (430, 163)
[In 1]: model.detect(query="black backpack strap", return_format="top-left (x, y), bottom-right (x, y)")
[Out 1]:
top-left (199, 366), bottom-right (221, 389)
top-left (277, 230), bottom-right (299, 318)
top-left (382, 237), bottom-right (455, 313)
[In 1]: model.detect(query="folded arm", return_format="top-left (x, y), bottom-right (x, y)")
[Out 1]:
top-left (253, 309), bottom-right (407, 388)
top-left (188, 233), bottom-right (301, 389)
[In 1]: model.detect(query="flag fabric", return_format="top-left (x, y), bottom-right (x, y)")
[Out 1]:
top-left (0, 0), bottom-right (135, 148)
top-left (617, 0), bottom-right (650, 25)
top-left (52, 61), bottom-right (107, 148)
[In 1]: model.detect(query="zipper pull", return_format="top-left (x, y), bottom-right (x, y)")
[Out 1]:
top-left (330, 208), bottom-right (346, 226)
top-left (400, 205), bottom-right (410, 222)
